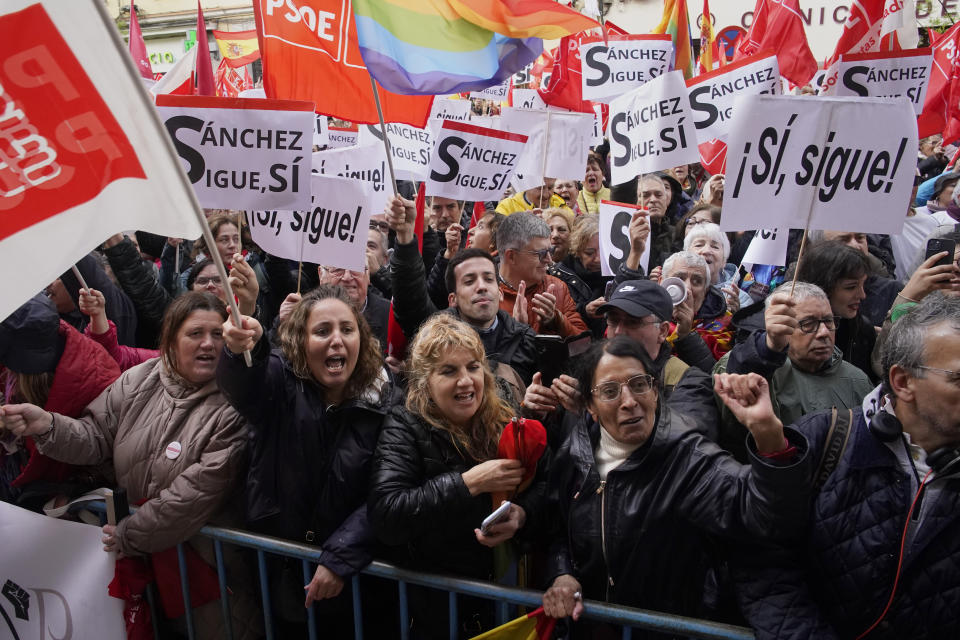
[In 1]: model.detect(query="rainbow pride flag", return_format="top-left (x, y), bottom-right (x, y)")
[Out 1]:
top-left (448, 0), bottom-right (600, 40)
top-left (352, 0), bottom-right (542, 96)
top-left (653, 0), bottom-right (696, 80)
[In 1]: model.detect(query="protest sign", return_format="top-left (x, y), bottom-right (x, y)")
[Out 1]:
top-left (327, 126), bottom-right (358, 148)
top-left (608, 71), bottom-right (701, 185)
top-left (156, 95), bottom-right (314, 210)
top-left (598, 200), bottom-right (651, 277)
top-left (426, 120), bottom-right (527, 201)
top-left (501, 108), bottom-right (594, 190)
top-left (430, 97), bottom-right (472, 122)
top-left (723, 95), bottom-right (917, 235)
top-left (313, 114), bottom-right (329, 148)
top-left (581, 35), bottom-right (674, 102)
top-left (471, 80), bottom-right (511, 100)
top-left (359, 122), bottom-right (433, 180)
top-left (592, 103), bottom-right (605, 145)
top-left (1, 0), bottom-right (204, 323)
top-left (686, 52), bottom-right (781, 142)
top-left (247, 175), bottom-right (370, 270)
top-left (0, 502), bottom-right (125, 639)
top-left (741, 228), bottom-right (789, 266)
top-left (512, 88), bottom-right (547, 109)
top-left (820, 49), bottom-right (933, 115)
top-left (313, 140), bottom-right (389, 217)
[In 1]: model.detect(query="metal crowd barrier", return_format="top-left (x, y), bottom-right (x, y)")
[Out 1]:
top-left (78, 501), bottom-right (755, 640)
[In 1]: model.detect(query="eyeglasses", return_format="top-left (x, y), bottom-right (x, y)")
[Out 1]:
top-left (517, 248), bottom-right (552, 263)
top-left (797, 316), bottom-right (841, 333)
top-left (195, 276), bottom-right (222, 286)
top-left (324, 267), bottom-right (366, 279)
top-left (916, 365), bottom-right (960, 384)
top-left (370, 221), bottom-right (390, 233)
top-left (685, 218), bottom-right (710, 227)
top-left (592, 374), bottom-right (655, 402)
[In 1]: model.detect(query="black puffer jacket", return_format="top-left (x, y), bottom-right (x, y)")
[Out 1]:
top-left (545, 407), bottom-right (811, 623)
top-left (736, 408), bottom-right (960, 640)
top-left (104, 237), bottom-right (172, 347)
top-left (369, 406), bottom-right (540, 580)
top-left (217, 339), bottom-right (393, 577)
top-left (548, 256), bottom-right (610, 338)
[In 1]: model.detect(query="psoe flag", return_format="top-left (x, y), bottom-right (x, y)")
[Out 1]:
top-left (0, 0), bottom-right (203, 323)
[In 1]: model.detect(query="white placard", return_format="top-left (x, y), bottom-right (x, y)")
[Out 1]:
top-left (313, 114), bottom-right (329, 148)
top-left (822, 49), bottom-right (933, 115)
top-left (156, 96), bottom-right (314, 210)
top-left (501, 108), bottom-right (595, 190)
top-left (686, 52), bottom-right (781, 142)
top-left (512, 88), bottom-right (547, 109)
top-left (327, 127), bottom-right (358, 148)
top-left (426, 120), bottom-right (527, 201)
top-left (312, 141), bottom-right (389, 218)
top-left (598, 200), bottom-right (651, 277)
top-left (741, 228), bottom-right (789, 266)
top-left (246, 175), bottom-right (371, 270)
top-left (608, 71), bottom-right (701, 185)
top-left (581, 35), bottom-right (674, 102)
top-left (592, 103), bottom-right (605, 146)
top-left (430, 97), bottom-right (472, 122)
top-left (471, 80), bottom-right (510, 100)
top-left (0, 502), bottom-right (125, 639)
top-left (723, 95), bottom-right (917, 235)
top-left (359, 122), bottom-right (432, 180)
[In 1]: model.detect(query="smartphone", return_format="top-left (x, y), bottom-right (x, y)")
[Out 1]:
top-left (925, 238), bottom-right (956, 268)
top-left (480, 501), bottom-right (512, 535)
top-left (535, 335), bottom-right (566, 386)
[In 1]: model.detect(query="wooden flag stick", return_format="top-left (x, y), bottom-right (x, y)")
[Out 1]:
top-left (71, 266), bottom-right (90, 292)
top-left (789, 228), bottom-right (809, 296)
top-left (369, 75), bottom-right (400, 196)
top-left (538, 111), bottom-right (552, 209)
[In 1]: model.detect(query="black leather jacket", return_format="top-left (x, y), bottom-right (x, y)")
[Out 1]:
top-left (545, 406), bottom-right (810, 621)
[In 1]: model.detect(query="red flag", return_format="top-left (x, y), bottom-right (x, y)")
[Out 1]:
top-left (127, 1), bottom-right (153, 79)
top-left (735, 0), bottom-right (816, 87)
top-left (919, 21), bottom-right (960, 139)
top-left (194, 2), bottom-right (215, 96)
top-left (386, 301), bottom-right (408, 359)
top-left (929, 28), bottom-right (943, 46)
top-left (253, 0), bottom-right (433, 127)
top-left (215, 58), bottom-right (252, 98)
top-left (825, 0), bottom-right (916, 68)
top-left (539, 24), bottom-right (628, 114)
top-left (414, 182), bottom-right (426, 254)
top-left (470, 201), bottom-right (485, 229)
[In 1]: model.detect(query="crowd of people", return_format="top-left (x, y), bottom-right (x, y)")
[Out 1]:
top-left (1, 135), bottom-right (959, 639)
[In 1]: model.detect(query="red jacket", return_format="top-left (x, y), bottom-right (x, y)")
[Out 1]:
top-left (12, 320), bottom-right (121, 487)
top-left (498, 274), bottom-right (589, 337)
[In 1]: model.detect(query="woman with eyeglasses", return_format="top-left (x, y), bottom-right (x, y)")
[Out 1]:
top-left (547, 215), bottom-right (612, 338)
top-left (541, 336), bottom-right (811, 636)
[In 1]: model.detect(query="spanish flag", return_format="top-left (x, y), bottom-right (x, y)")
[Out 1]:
top-left (447, 0), bottom-right (600, 40)
top-left (469, 607), bottom-right (556, 640)
top-left (212, 29), bottom-right (260, 68)
top-left (697, 0), bottom-right (718, 74)
top-left (653, 0), bottom-right (696, 80)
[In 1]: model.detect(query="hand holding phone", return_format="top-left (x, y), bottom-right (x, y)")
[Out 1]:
top-left (480, 500), bottom-right (512, 536)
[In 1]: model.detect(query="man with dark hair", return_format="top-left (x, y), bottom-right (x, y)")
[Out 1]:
top-left (384, 196), bottom-right (538, 383)
top-left (737, 293), bottom-right (960, 640)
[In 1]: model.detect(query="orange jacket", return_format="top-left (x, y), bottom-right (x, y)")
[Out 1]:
top-left (498, 274), bottom-right (589, 337)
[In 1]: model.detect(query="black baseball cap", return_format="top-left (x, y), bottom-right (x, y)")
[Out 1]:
top-left (598, 280), bottom-right (673, 322)
top-left (0, 293), bottom-right (64, 374)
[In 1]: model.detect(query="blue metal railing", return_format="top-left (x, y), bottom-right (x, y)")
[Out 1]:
top-left (76, 501), bottom-right (754, 640)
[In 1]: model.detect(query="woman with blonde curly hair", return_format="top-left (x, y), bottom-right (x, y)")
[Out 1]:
top-left (369, 314), bottom-right (537, 637)
top-left (218, 284), bottom-right (393, 636)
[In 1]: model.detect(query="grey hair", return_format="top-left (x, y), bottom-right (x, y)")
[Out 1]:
top-left (662, 251), bottom-right (708, 277)
top-left (881, 292), bottom-right (960, 389)
top-left (496, 212), bottom-right (549, 254)
top-left (683, 222), bottom-right (731, 264)
top-left (764, 282), bottom-right (828, 309)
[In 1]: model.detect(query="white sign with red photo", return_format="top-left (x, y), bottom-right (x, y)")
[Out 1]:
top-left (820, 49), bottom-right (933, 115)
top-left (598, 200), bottom-right (651, 277)
top-left (426, 120), bottom-right (527, 201)
top-left (156, 95), bottom-right (315, 210)
top-left (501, 107), bottom-right (595, 190)
top-left (581, 34), bottom-right (674, 102)
top-left (608, 71), bottom-right (701, 184)
top-left (723, 95), bottom-right (917, 235)
top-left (247, 175), bottom-right (370, 270)
top-left (0, 0), bottom-right (203, 322)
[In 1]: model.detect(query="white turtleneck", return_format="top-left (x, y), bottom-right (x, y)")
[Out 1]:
top-left (595, 425), bottom-right (643, 480)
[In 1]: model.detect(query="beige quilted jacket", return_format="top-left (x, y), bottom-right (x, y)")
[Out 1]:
top-left (37, 357), bottom-right (248, 557)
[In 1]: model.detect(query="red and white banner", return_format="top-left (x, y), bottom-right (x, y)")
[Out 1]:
top-left (820, 49), bottom-right (932, 115)
top-left (327, 126), bottom-right (359, 148)
top-left (608, 71), bottom-right (700, 184)
top-left (254, 0), bottom-right (433, 127)
top-left (918, 20), bottom-right (960, 139)
top-left (734, 0), bottom-right (817, 87)
top-left (580, 34), bottom-right (674, 102)
top-left (150, 45), bottom-right (196, 96)
top-left (1, 0), bottom-right (203, 322)
top-left (215, 58), bottom-right (254, 98)
top-left (156, 95), bottom-right (315, 210)
top-left (426, 120), bottom-right (527, 201)
top-left (598, 200), bottom-right (651, 276)
top-left (826, 0), bottom-right (919, 69)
